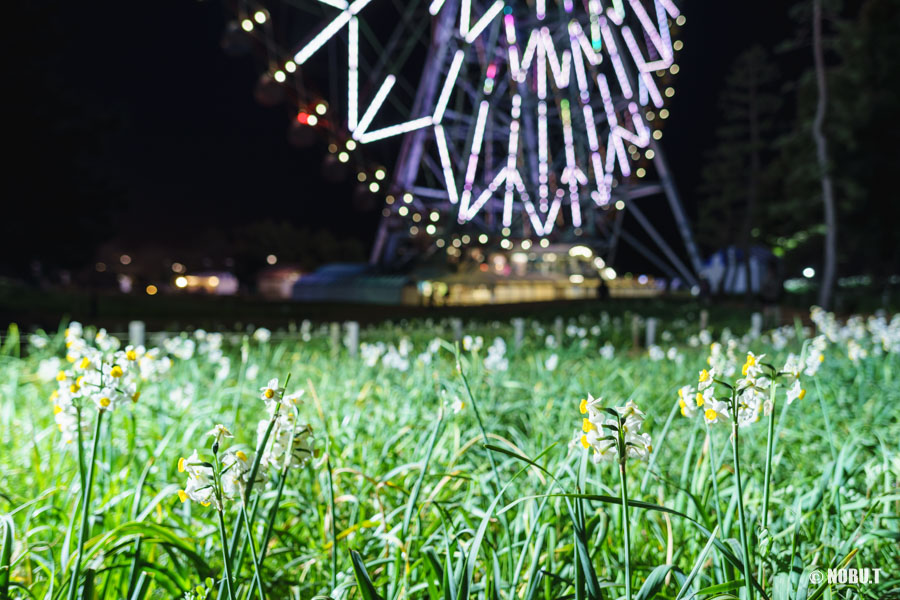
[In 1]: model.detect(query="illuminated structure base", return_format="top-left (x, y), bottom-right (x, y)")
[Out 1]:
top-left (368, 0), bottom-right (702, 288)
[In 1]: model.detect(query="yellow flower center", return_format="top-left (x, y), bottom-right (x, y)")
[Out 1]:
top-left (66, 354), bottom-right (76, 363)
top-left (582, 418), bottom-right (595, 433)
top-left (53, 405), bottom-right (63, 415)
top-left (704, 409), bottom-right (717, 422)
top-left (695, 392), bottom-right (705, 407)
top-left (126, 350), bottom-right (138, 361)
top-left (178, 490), bottom-right (188, 503)
top-left (178, 457), bottom-right (186, 473)
top-left (818, 354), bottom-right (824, 362)
top-left (132, 391), bottom-right (141, 402)
top-left (110, 365), bottom-right (124, 378)
top-left (699, 369), bottom-right (710, 383)
top-left (264, 388), bottom-right (275, 399)
top-left (236, 451), bottom-right (248, 462)
top-left (57, 371), bottom-right (67, 382)
top-left (78, 357), bottom-right (91, 369)
top-left (70, 383), bottom-right (80, 393)
top-left (99, 397), bottom-right (111, 408)
top-left (580, 434), bottom-right (590, 449)
top-left (579, 398), bottom-right (588, 414)
top-left (798, 389), bottom-right (806, 400)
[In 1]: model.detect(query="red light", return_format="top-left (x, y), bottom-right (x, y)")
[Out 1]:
top-left (479, 263), bottom-right (489, 272)
top-left (296, 112), bottom-right (309, 124)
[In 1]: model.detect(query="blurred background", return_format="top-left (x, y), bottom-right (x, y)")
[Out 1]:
top-left (3, 0), bottom-right (898, 329)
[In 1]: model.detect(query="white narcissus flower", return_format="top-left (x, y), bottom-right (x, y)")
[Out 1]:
top-left (702, 399), bottom-right (730, 425)
top-left (221, 450), bottom-right (261, 499)
top-left (92, 387), bottom-right (120, 411)
top-left (545, 353), bottom-right (559, 371)
top-left (206, 424), bottom-right (233, 442)
top-left (577, 397), bottom-right (652, 464)
top-left (259, 378), bottom-right (284, 402)
top-left (252, 327), bottom-right (272, 343)
top-left (462, 335), bottom-right (483, 352)
top-left (698, 367), bottom-right (716, 392)
top-left (677, 385), bottom-right (699, 417)
top-left (804, 336), bottom-right (827, 376)
top-left (600, 342), bottom-right (615, 360)
top-left (177, 450), bottom-right (216, 508)
top-left (257, 416), bottom-right (315, 470)
top-left (785, 379), bottom-right (806, 404)
top-left (783, 354), bottom-right (802, 380)
top-left (483, 338), bottom-right (508, 372)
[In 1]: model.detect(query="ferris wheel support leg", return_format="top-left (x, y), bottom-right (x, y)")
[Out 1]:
top-left (619, 229), bottom-right (681, 282)
top-left (649, 137), bottom-right (704, 277)
top-left (370, 217), bottom-right (391, 265)
top-left (372, 0), bottom-right (460, 266)
top-left (391, 0), bottom-right (460, 198)
top-left (628, 200), bottom-right (698, 288)
top-left (606, 205), bottom-right (626, 268)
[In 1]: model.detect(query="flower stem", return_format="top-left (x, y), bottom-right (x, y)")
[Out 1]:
top-left (66, 409), bottom-right (103, 600)
top-left (704, 420), bottom-right (727, 581)
top-left (618, 457), bottom-right (632, 600)
top-left (731, 420), bottom-right (754, 600)
top-left (758, 381), bottom-right (778, 586)
top-left (219, 375), bottom-right (289, 599)
top-left (217, 509), bottom-right (238, 600)
top-left (241, 501), bottom-right (267, 600)
top-left (75, 407), bottom-right (86, 492)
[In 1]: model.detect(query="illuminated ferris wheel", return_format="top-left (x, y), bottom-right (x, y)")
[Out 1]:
top-left (220, 0), bottom-right (701, 285)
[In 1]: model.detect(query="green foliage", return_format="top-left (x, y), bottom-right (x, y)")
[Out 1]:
top-left (0, 312), bottom-right (897, 599)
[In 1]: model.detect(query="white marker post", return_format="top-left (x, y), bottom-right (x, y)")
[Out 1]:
top-left (345, 321), bottom-right (360, 358)
top-left (330, 322), bottom-right (341, 357)
top-left (513, 318), bottom-right (525, 350)
top-left (632, 315), bottom-right (641, 349)
top-left (450, 318), bottom-right (463, 342)
top-left (645, 317), bottom-right (657, 348)
top-left (128, 320), bottom-right (145, 348)
top-left (751, 312), bottom-right (763, 339)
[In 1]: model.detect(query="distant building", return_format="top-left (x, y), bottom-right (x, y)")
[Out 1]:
top-left (176, 272), bottom-right (239, 295)
top-left (257, 265), bottom-right (305, 299)
top-left (291, 244), bottom-right (662, 305)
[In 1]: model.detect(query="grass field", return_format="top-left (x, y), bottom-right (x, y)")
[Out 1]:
top-left (0, 307), bottom-right (898, 600)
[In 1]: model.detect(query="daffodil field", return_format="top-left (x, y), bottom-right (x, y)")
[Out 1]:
top-left (1, 306), bottom-right (898, 600)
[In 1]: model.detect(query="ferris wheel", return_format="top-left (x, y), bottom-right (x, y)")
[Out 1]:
top-left (219, 0), bottom-right (702, 285)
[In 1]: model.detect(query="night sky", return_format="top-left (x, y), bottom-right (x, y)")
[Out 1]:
top-left (6, 0), bottom-right (794, 275)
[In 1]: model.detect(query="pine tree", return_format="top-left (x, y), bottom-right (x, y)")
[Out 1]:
top-left (697, 46), bottom-right (781, 296)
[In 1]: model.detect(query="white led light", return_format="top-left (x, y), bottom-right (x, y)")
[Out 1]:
top-left (433, 51), bottom-right (465, 124)
top-left (358, 117), bottom-right (432, 144)
top-left (353, 75), bottom-right (396, 138)
top-left (465, 0), bottom-right (504, 43)
top-left (348, 16), bottom-right (359, 130)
